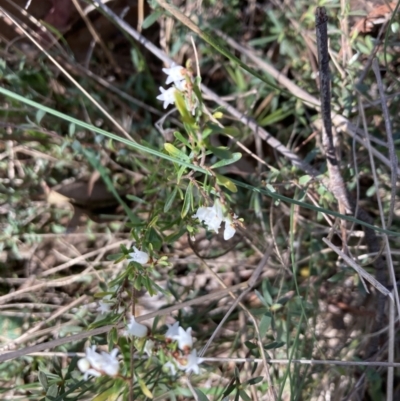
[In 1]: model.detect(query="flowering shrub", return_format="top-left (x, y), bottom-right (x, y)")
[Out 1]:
top-left (73, 60), bottom-right (241, 398)
top-left (78, 321), bottom-right (204, 380)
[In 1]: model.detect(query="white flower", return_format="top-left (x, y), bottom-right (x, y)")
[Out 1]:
top-left (193, 200), bottom-right (224, 233)
top-left (144, 339), bottom-right (154, 357)
top-left (78, 346), bottom-right (119, 380)
top-left (223, 215), bottom-right (236, 240)
top-left (96, 295), bottom-right (113, 314)
top-left (124, 316), bottom-right (148, 338)
top-left (127, 246), bottom-right (149, 265)
top-left (174, 326), bottom-right (193, 351)
top-left (194, 200), bottom-right (238, 240)
top-left (162, 63), bottom-right (186, 85)
top-left (165, 321), bottom-right (180, 340)
top-left (177, 349), bottom-right (204, 374)
top-left (163, 361), bottom-right (177, 376)
top-left (156, 86), bottom-right (176, 109)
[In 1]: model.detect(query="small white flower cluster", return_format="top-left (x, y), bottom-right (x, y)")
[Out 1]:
top-left (193, 199), bottom-right (237, 240)
top-left (78, 346), bottom-right (119, 380)
top-left (156, 63), bottom-right (197, 114)
top-left (124, 319), bottom-right (204, 375)
top-left (77, 320), bottom-right (204, 381)
top-left (163, 322), bottom-right (204, 375)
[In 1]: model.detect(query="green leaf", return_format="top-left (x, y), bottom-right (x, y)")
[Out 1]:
top-left (194, 388), bottom-right (210, 401)
top-left (239, 390), bottom-right (252, 401)
top-left (244, 341), bottom-right (258, 350)
top-left (259, 313), bottom-right (272, 337)
top-left (181, 182), bottom-right (193, 218)
top-left (216, 174), bottom-right (237, 192)
top-left (246, 376), bottom-right (263, 385)
top-left (68, 122), bottom-right (76, 136)
top-left (222, 384), bottom-right (237, 398)
top-left (174, 131), bottom-right (191, 147)
top-left (211, 152), bottom-right (241, 169)
top-left (299, 175), bottom-right (312, 185)
top-left (36, 109), bottom-right (46, 124)
top-left (137, 376), bottom-right (153, 398)
top-left (164, 187), bottom-right (178, 212)
top-left (126, 194), bottom-right (148, 204)
top-left (93, 386), bottom-right (122, 401)
top-left (45, 384), bottom-right (58, 400)
top-left (207, 144), bottom-right (233, 160)
top-left (259, 108), bottom-right (292, 126)
top-left (142, 10), bottom-right (163, 29)
top-left (38, 371), bottom-right (48, 390)
top-left (164, 143), bottom-right (190, 162)
top-left (174, 91), bottom-right (195, 124)
top-left (270, 303), bottom-right (283, 312)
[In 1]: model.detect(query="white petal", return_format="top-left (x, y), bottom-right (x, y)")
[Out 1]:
top-left (162, 63), bottom-right (186, 85)
top-left (156, 86), bottom-right (176, 109)
top-left (127, 247), bottom-right (149, 265)
top-left (165, 321), bottom-right (180, 340)
top-left (174, 326), bottom-right (193, 351)
top-left (223, 217), bottom-right (236, 240)
top-left (185, 349), bottom-right (204, 374)
top-left (100, 349), bottom-right (119, 376)
top-left (96, 300), bottom-right (112, 314)
top-left (144, 339), bottom-right (154, 357)
top-left (125, 316), bottom-right (148, 338)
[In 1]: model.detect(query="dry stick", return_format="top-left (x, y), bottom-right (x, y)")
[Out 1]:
top-left (202, 358), bottom-right (400, 368)
top-left (371, 59), bottom-right (398, 228)
top-left (2, 295), bottom-right (89, 350)
top-left (315, 4), bottom-right (391, 380)
top-left (322, 238), bottom-right (391, 298)
top-left (20, 352), bottom-right (400, 368)
top-left (0, 283), bottom-right (247, 363)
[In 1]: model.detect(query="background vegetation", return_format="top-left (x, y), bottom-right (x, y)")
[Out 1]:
top-left (0, 0), bottom-right (399, 400)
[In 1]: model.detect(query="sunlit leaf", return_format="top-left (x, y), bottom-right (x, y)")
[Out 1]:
top-left (216, 174), bottom-right (237, 192)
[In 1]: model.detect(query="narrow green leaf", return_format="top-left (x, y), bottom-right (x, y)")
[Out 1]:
top-left (259, 313), bottom-right (272, 337)
top-left (164, 187), bottom-right (178, 212)
top-left (246, 376), bottom-right (263, 385)
top-left (164, 143), bottom-right (190, 162)
top-left (207, 144), bottom-right (233, 160)
top-left (36, 109), bottom-right (46, 124)
top-left (211, 152), bottom-right (242, 169)
top-left (194, 388), bottom-right (210, 401)
top-left (239, 390), bottom-right (252, 401)
top-left (174, 131), bottom-right (191, 147)
top-left (216, 174), bottom-right (237, 192)
top-left (38, 371), bottom-right (48, 391)
top-left (137, 376), bottom-right (153, 398)
top-left (259, 108), bottom-right (292, 126)
top-left (142, 10), bottom-right (163, 29)
top-left (174, 91), bottom-right (195, 124)
top-left (181, 182), bottom-right (193, 218)
top-left (126, 194), bottom-right (148, 204)
top-left (45, 384), bottom-right (58, 400)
